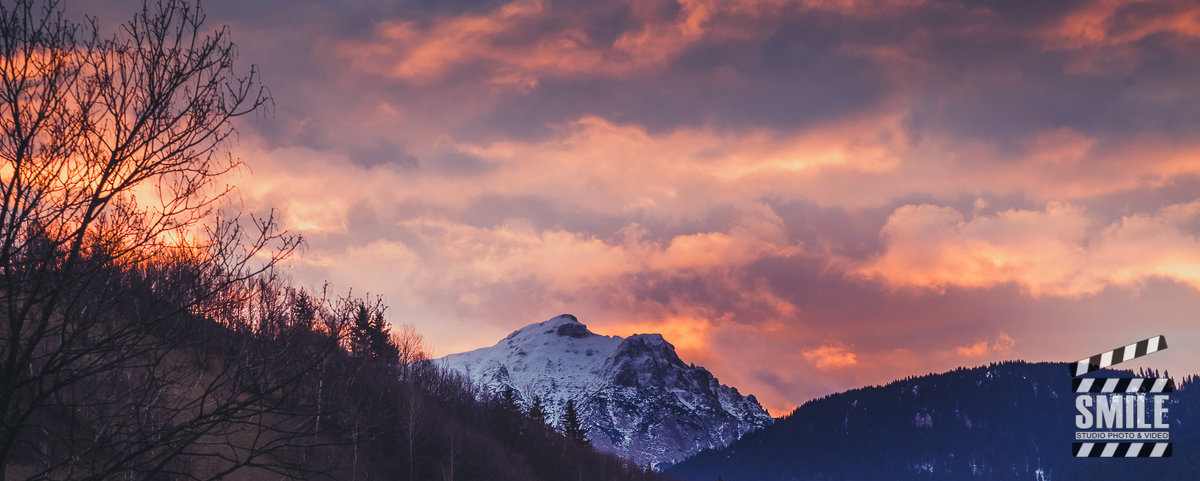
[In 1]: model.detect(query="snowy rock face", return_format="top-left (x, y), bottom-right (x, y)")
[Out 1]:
top-left (437, 314), bottom-right (774, 469)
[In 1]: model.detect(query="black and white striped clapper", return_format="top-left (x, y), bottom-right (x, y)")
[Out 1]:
top-left (1070, 335), bottom-right (1173, 458)
top-left (1073, 442), bottom-right (1172, 458)
top-left (1072, 377), bottom-right (1174, 393)
top-left (1070, 335), bottom-right (1166, 377)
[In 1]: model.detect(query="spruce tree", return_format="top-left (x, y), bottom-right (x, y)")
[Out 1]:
top-left (528, 396), bottom-right (547, 425)
top-left (561, 399), bottom-right (588, 445)
top-left (500, 386), bottom-right (520, 413)
top-left (350, 302), bottom-right (399, 364)
top-left (369, 310), bottom-right (399, 364)
top-left (351, 303), bottom-right (373, 358)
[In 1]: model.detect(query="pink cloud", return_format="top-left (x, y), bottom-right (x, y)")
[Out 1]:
top-left (860, 201), bottom-right (1200, 297)
top-left (1036, 0), bottom-right (1200, 74)
top-left (203, 0), bottom-right (1200, 414)
top-left (803, 344), bottom-right (859, 370)
top-left (335, 0), bottom-right (791, 86)
top-left (956, 332), bottom-right (1015, 358)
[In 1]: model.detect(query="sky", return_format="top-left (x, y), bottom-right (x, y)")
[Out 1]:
top-left (84, 0), bottom-right (1200, 415)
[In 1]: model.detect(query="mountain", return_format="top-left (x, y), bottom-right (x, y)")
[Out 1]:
top-left (668, 361), bottom-right (1200, 481)
top-left (436, 314), bottom-right (773, 469)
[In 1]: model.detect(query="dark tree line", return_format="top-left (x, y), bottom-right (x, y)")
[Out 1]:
top-left (314, 336), bottom-right (664, 481)
top-left (669, 361), bottom-right (1200, 481)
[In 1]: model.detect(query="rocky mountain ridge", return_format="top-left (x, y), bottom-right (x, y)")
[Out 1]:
top-left (437, 314), bottom-right (773, 469)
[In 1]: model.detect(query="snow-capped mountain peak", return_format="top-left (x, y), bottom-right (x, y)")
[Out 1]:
top-left (437, 314), bottom-right (773, 469)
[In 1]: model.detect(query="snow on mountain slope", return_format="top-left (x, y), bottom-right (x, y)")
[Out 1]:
top-left (437, 314), bottom-right (773, 469)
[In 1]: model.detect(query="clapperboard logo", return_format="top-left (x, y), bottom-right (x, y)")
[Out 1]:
top-left (1071, 335), bottom-right (1173, 458)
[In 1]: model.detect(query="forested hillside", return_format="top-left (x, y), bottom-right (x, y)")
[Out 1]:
top-left (669, 361), bottom-right (1200, 481)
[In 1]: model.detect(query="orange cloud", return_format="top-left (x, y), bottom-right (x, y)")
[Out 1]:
top-left (392, 202), bottom-right (802, 305)
top-left (604, 316), bottom-right (716, 359)
top-left (332, 0), bottom-right (964, 88)
top-left (451, 114), bottom-right (910, 216)
top-left (238, 113), bottom-right (912, 225)
top-left (956, 332), bottom-right (1015, 358)
top-left (1042, 0), bottom-right (1200, 50)
top-left (231, 113), bottom-right (1200, 421)
top-left (1024, 127), bottom-right (1097, 165)
top-left (1037, 0), bottom-right (1200, 74)
top-left (862, 202), bottom-right (1093, 295)
top-left (802, 344), bottom-right (859, 370)
top-left (336, 0), bottom-right (781, 85)
top-left (1090, 201), bottom-right (1200, 288)
top-left (197, 0), bottom-right (1200, 419)
top-left (861, 201), bottom-right (1200, 296)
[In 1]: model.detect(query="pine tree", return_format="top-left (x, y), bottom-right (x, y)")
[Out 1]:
top-left (351, 303), bottom-right (373, 358)
top-left (500, 386), bottom-right (520, 413)
top-left (349, 302), bottom-right (399, 364)
top-left (528, 396), bottom-right (547, 425)
top-left (290, 288), bottom-right (317, 331)
top-left (369, 309), bottom-right (399, 364)
top-left (561, 399), bottom-right (588, 445)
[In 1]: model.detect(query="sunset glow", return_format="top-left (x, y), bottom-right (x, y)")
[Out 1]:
top-left (73, 0), bottom-right (1200, 415)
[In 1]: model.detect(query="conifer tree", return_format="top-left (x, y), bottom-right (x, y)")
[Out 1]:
top-left (349, 300), bottom-right (399, 364)
top-left (561, 399), bottom-right (589, 445)
top-left (500, 386), bottom-right (520, 413)
top-left (528, 395), bottom-right (548, 425)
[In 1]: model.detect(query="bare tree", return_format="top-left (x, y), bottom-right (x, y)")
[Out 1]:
top-left (393, 322), bottom-right (429, 374)
top-left (441, 421), bottom-right (462, 481)
top-left (0, 1), bottom-right (333, 480)
top-left (391, 322), bottom-right (428, 481)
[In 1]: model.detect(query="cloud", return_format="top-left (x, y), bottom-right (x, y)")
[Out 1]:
top-left (125, 0), bottom-right (1200, 414)
top-left (335, 0), bottom-right (803, 86)
top-left (391, 201), bottom-right (802, 311)
top-left (1039, 0), bottom-right (1200, 53)
top-left (861, 201), bottom-right (1200, 296)
top-left (861, 202), bottom-right (1093, 296)
top-left (956, 332), bottom-right (1015, 358)
top-left (803, 344), bottom-right (859, 370)
top-left (233, 116), bottom-right (1200, 412)
top-left (1024, 127), bottom-right (1097, 165)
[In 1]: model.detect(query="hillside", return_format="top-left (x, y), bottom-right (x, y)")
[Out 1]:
top-left (2, 273), bottom-right (667, 481)
top-left (668, 361), bottom-right (1200, 481)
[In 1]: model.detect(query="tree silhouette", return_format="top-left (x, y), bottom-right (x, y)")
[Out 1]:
top-left (349, 298), bottom-right (399, 364)
top-left (529, 395), bottom-right (548, 425)
top-left (561, 399), bottom-right (589, 445)
top-left (0, 1), bottom-right (332, 480)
